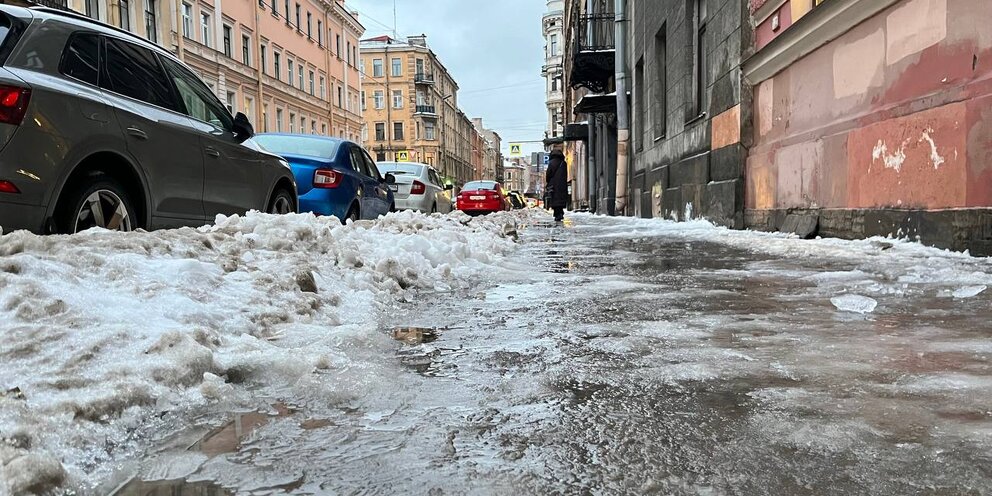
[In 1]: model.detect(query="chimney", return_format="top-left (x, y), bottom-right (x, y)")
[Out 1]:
top-left (407, 34), bottom-right (428, 47)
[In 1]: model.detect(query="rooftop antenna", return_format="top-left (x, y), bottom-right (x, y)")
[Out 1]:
top-left (392, 0), bottom-right (398, 39)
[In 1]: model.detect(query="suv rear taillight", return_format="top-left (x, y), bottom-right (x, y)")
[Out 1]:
top-left (314, 169), bottom-right (342, 188)
top-left (411, 180), bottom-right (426, 195)
top-left (0, 85), bottom-right (31, 125)
top-left (0, 180), bottom-right (19, 194)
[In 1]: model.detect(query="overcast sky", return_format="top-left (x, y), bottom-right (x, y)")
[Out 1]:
top-left (346, 0), bottom-right (549, 157)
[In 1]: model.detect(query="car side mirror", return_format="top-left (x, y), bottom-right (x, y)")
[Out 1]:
top-left (444, 184), bottom-right (453, 191)
top-left (384, 173), bottom-right (396, 185)
top-left (232, 112), bottom-right (254, 143)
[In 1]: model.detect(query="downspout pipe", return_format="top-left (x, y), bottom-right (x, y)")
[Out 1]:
top-left (613, 0), bottom-right (630, 215)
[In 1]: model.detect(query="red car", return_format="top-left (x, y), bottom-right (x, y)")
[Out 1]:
top-left (456, 180), bottom-right (512, 215)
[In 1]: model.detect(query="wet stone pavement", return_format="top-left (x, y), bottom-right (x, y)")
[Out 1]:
top-left (109, 214), bottom-right (992, 495)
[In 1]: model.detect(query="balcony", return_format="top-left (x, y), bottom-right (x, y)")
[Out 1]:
top-left (414, 105), bottom-right (437, 116)
top-left (414, 72), bottom-right (435, 85)
top-left (570, 12), bottom-right (615, 93)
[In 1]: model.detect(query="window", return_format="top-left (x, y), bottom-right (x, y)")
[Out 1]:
top-left (103, 38), bottom-right (176, 110)
top-left (361, 125), bottom-right (368, 142)
top-left (337, 86), bottom-right (343, 108)
top-left (300, 116), bottom-right (305, 132)
top-left (242, 35), bottom-right (251, 66)
top-left (61, 33), bottom-right (100, 85)
top-left (85, 0), bottom-right (99, 19)
top-left (262, 104), bottom-right (269, 132)
top-left (425, 121), bottom-right (436, 140)
top-left (391, 57), bottom-right (401, 77)
top-left (200, 12), bottom-right (211, 46)
top-left (393, 122), bottom-right (404, 141)
top-left (317, 21), bottom-right (322, 45)
top-left (144, 0), bottom-right (157, 42)
top-left (322, 123), bottom-right (327, 135)
top-left (308, 71), bottom-right (314, 95)
top-left (274, 52), bottom-right (280, 79)
top-left (182, 3), bottom-right (192, 38)
top-left (416, 89), bottom-right (425, 106)
top-left (372, 58), bottom-right (383, 77)
top-left (294, 3), bottom-right (300, 27)
top-left (260, 45), bottom-right (267, 74)
top-left (373, 90), bottom-right (384, 109)
top-left (392, 90), bottom-right (402, 109)
top-left (376, 152), bottom-right (386, 162)
top-left (225, 91), bottom-right (235, 113)
top-left (221, 25), bottom-right (232, 57)
top-left (306, 12), bottom-right (311, 38)
top-left (319, 76), bottom-right (325, 99)
top-left (283, 0), bottom-right (289, 20)
top-left (161, 57), bottom-right (234, 131)
top-left (287, 60), bottom-right (293, 85)
top-left (415, 58), bottom-right (424, 76)
top-left (335, 34), bottom-right (341, 58)
top-left (551, 76), bottom-right (558, 92)
top-left (298, 66), bottom-right (304, 89)
top-left (244, 95), bottom-right (253, 123)
top-left (361, 90), bottom-right (366, 111)
top-left (352, 46), bottom-right (357, 66)
top-left (359, 59), bottom-right (365, 77)
top-left (271, 0), bottom-right (276, 14)
top-left (374, 122), bottom-right (385, 141)
top-left (311, 121), bottom-right (316, 134)
top-left (654, 25), bottom-right (667, 138)
top-left (289, 112), bottom-right (295, 132)
top-left (276, 108), bottom-right (283, 131)
top-left (550, 34), bottom-right (558, 57)
top-left (692, 0), bottom-right (708, 117)
top-left (118, 0), bottom-right (130, 30)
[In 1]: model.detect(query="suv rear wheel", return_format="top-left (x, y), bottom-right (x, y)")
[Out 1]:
top-left (268, 189), bottom-right (294, 215)
top-left (59, 176), bottom-right (137, 234)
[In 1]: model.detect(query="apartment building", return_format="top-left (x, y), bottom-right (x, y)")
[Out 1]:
top-left (62, 0), bottom-right (364, 140)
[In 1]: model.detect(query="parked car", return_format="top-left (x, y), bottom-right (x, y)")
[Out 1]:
top-left (0, 6), bottom-right (297, 235)
top-left (455, 181), bottom-right (512, 215)
top-left (508, 191), bottom-right (526, 209)
top-left (376, 162), bottom-right (452, 214)
top-left (254, 134), bottom-right (394, 222)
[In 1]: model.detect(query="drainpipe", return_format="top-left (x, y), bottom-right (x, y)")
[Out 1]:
top-left (613, 0), bottom-right (630, 215)
top-left (588, 114), bottom-right (596, 211)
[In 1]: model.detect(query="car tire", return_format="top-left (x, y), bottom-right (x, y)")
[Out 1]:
top-left (431, 203), bottom-right (437, 214)
top-left (58, 175), bottom-right (137, 234)
top-left (267, 189), bottom-right (295, 215)
top-left (344, 204), bottom-right (359, 224)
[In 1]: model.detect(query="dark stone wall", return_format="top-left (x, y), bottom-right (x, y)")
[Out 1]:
top-left (746, 208), bottom-right (992, 256)
top-left (626, 0), bottom-right (749, 227)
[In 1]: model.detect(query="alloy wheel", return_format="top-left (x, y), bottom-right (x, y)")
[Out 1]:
top-left (75, 189), bottom-right (132, 233)
top-left (270, 195), bottom-right (293, 215)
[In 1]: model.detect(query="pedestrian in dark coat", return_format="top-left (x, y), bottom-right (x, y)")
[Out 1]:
top-left (545, 148), bottom-right (568, 222)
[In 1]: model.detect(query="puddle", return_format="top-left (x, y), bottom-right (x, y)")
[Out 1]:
top-left (392, 326), bottom-right (439, 345)
top-left (112, 479), bottom-right (231, 496)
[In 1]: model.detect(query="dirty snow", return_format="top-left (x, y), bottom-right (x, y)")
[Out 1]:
top-left (0, 210), bottom-right (522, 494)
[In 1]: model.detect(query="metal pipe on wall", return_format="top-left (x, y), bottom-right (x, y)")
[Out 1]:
top-left (613, 0), bottom-right (629, 214)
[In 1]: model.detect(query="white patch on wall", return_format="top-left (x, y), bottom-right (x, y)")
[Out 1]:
top-left (871, 127), bottom-right (946, 173)
top-left (833, 28), bottom-right (886, 99)
top-left (758, 79), bottom-right (775, 137)
top-left (886, 0), bottom-right (948, 65)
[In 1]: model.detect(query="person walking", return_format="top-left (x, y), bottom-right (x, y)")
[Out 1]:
top-left (545, 147), bottom-right (568, 222)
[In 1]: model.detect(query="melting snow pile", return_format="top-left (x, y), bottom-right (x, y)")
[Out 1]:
top-left (0, 210), bottom-right (520, 494)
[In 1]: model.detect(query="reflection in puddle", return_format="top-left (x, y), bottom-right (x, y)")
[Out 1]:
top-left (392, 326), bottom-right (439, 345)
top-left (112, 479), bottom-right (230, 496)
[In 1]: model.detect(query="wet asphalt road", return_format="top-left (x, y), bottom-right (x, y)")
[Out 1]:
top-left (112, 214), bottom-right (992, 495)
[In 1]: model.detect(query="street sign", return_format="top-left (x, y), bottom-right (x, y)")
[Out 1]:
top-left (509, 143), bottom-right (523, 157)
top-left (543, 154), bottom-right (550, 165)
top-left (396, 150), bottom-right (410, 162)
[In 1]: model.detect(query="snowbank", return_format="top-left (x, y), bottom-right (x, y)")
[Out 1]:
top-left (0, 210), bottom-right (520, 494)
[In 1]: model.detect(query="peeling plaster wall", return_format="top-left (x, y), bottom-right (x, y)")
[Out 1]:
top-left (747, 0), bottom-right (992, 213)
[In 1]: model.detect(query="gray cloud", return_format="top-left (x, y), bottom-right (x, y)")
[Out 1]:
top-left (347, 0), bottom-right (549, 156)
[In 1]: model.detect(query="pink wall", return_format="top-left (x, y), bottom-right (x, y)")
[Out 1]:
top-left (754, 1), bottom-right (793, 51)
top-left (747, 0), bottom-right (992, 212)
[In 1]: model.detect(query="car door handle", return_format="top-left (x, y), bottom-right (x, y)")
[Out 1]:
top-left (126, 127), bottom-right (148, 140)
top-left (205, 147), bottom-right (221, 158)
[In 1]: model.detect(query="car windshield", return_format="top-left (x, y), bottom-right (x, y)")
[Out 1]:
top-left (254, 135), bottom-right (340, 159)
top-left (463, 181), bottom-right (497, 191)
top-left (377, 163), bottom-right (422, 175)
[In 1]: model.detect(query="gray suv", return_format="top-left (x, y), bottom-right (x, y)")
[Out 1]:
top-left (0, 6), bottom-right (297, 234)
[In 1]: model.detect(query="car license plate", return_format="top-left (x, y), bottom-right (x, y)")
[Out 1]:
top-left (470, 195), bottom-right (486, 200)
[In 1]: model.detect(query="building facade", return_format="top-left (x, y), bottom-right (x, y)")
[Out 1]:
top-left (543, 0), bottom-right (565, 140)
top-left (359, 35), bottom-right (476, 185)
top-left (63, 0), bottom-right (365, 142)
top-left (744, 0), bottom-right (992, 254)
top-left (473, 119), bottom-right (504, 181)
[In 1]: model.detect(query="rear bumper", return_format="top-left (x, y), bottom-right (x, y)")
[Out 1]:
top-left (298, 188), bottom-right (351, 219)
top-left (457, 200), bottom-right (503, 213)
top-left (395, 195), bottom-right (433, 212)
top-left (0, 201), bottom-right (47, 234)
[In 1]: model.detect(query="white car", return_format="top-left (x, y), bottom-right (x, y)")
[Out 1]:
top-left (376, 162), bottom-right (453, 213)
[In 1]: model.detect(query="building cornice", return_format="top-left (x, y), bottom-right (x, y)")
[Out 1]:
top-left (751, 0), bottom-right (787, 26)
top-left (743, 0), bottom-right (900, 84)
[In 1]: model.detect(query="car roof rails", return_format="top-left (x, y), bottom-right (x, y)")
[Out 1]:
top-left (29, 6), bottom-right (159, 48)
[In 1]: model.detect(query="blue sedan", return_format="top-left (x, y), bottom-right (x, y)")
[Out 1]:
top-left (254, 134), bottom-right (395, 222)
